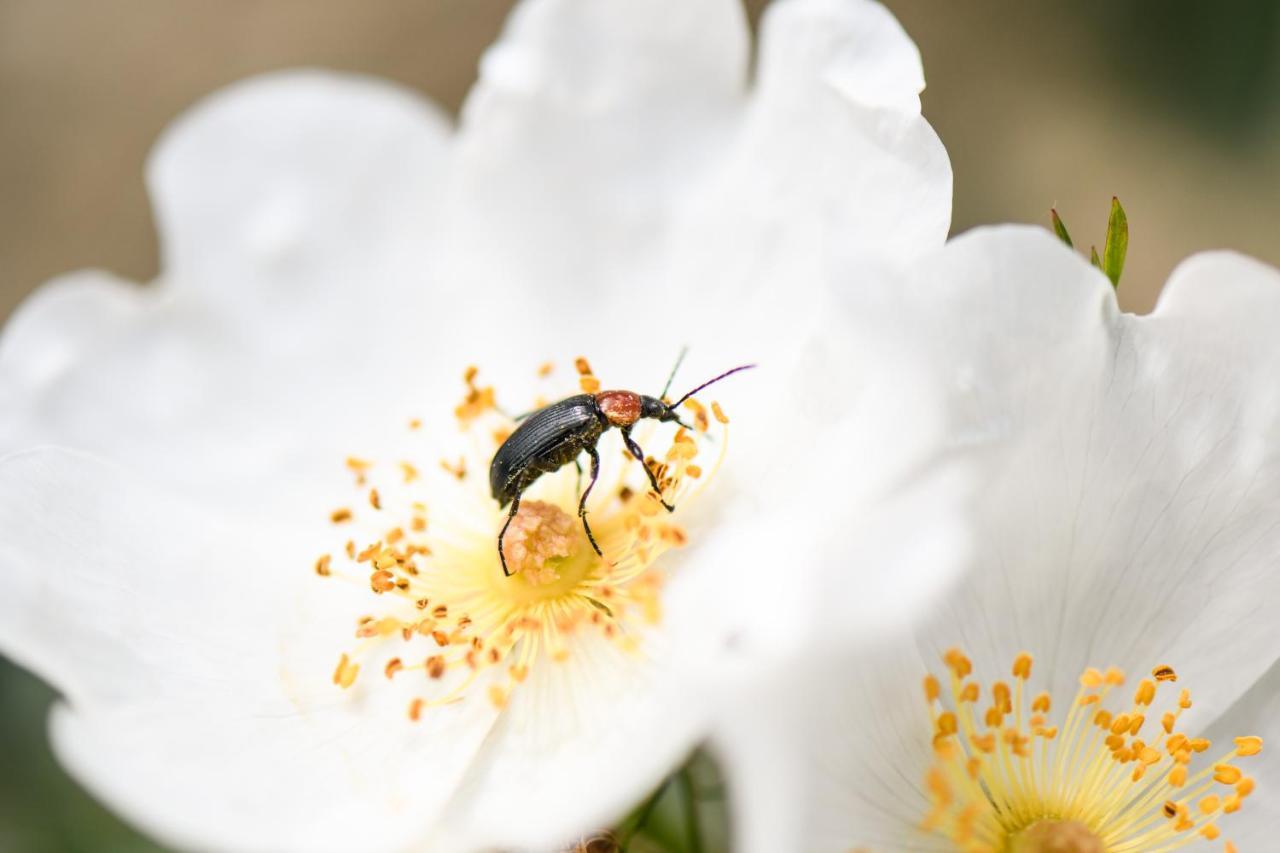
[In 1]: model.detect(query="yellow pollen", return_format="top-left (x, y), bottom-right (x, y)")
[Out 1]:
top-left (499, 501), bottom-right (578, 584)
top-left (332, 653), bottom-right (359, 689)
top-left (316, 362), bottom-right (729, 720)
top-left (1010, 819), bottom-right (1103, 853)
top-left (575, 356), bottom-right (601, 394)
top-left (920, 649), bottom-right (1261, 853)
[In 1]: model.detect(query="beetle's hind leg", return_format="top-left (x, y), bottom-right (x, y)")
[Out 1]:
top-left (578, 446), bottom-right (604, 557)
top-left (574, 457), bottom-right (583, 498)
top-left (498, 492), bottom-right (522, 577)
top-left (621, 426), bottom-right (675, 512)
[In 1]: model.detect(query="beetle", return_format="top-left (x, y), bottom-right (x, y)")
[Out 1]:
top-left (490, 360), bottom-right (754, 576)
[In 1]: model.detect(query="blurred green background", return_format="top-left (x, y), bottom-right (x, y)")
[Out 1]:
top-left (1, 1), bottom-right (1278, 849)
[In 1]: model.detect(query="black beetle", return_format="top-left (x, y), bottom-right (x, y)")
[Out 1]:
top-left (490, 361), bottom-right (754, 576)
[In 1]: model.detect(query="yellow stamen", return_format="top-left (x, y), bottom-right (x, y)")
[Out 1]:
top-left (921, 650), bottom-right (1261, 852)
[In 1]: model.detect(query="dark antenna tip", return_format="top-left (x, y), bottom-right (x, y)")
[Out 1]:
top-left (671, 363), bottom-right (756, 410)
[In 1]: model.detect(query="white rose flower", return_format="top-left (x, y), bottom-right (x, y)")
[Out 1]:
top-left (0, 0), bottom-right (967, 850)
top-left (722, 226), bottom-right (1280, 852)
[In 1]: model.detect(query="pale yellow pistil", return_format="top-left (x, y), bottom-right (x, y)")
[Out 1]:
top-left (922, 649), bottom-right (1261, 853)
top-left (317, 362), bottom-right (729, 719)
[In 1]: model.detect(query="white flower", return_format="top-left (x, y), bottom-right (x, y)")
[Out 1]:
top-left (0, 0), bottom-right (967, 850)
top-left (721, 227), bottom-right (1280, 852)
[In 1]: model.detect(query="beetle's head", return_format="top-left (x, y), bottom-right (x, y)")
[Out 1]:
top-left (641, 395), bottom-right (691, 429)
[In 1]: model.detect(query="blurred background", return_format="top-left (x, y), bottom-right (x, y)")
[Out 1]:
top-left (1, 0), bottom-right (1278, 849)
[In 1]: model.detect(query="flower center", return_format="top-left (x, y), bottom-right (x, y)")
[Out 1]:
top-left (316, 360), bottom-right (728, 717)
top-left (922, 649), bottom-right (1261, 853)
top-left (1008, 820), bottom-right (1103, 853)
top-left (495, 500), bottom-right (581, 589)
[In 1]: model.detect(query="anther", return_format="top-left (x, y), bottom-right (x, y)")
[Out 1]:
top-left (1234, 736), bottom-right (1262, 757)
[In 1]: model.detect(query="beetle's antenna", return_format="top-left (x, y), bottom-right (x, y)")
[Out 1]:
top-left (659, 346), bottom-right (690, 401)
top-left (670, 364), bottom-right (756, 410)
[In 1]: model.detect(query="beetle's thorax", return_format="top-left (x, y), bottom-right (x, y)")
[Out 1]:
top-left (595, 390), bottom-right (642, 427)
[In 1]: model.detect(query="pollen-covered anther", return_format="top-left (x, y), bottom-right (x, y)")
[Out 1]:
top-left (455, 366), bottom-right (497, 425)
top-left (920, 648), bottom-right (1262, 852)
top-left (501, 501), bottom-right (578, 582)
top-left (575, 356), bottom-right (601, 393)
top-left (332, 654), bottom-right (359, 689)
top-left (346, 456), bottom-right (373, 485)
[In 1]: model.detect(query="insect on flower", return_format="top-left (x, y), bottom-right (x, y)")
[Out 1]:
top-left (489, 355), bottom-right (754, 576)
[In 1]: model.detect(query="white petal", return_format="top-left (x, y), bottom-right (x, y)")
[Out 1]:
top-left (440, 632), bottom-right (709, 850)
top-left (0, 448), bottom-right (497, 852)
top-left (1, 72), bottom-right (459, 504)
top-left (712, 639), bottom-right (948, 853)
top-left (757, 0), bottom-right (926, 113)
top-left (664, 0), bottom-right (951, 324)
top-left (150, 70), bottom-right (451, 316)
top-left (692, 253), bottom-right (977, 659)
top-left (730, 232), bottom-right (1280, 850)
top-left (0, 269), bottom-right (147, 393)
top-left (440, 0), bottom-right (749, 326)
top-left (907, 230), bottom-right (1280, 730)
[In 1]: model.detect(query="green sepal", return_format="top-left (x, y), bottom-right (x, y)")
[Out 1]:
top-left (1090, 245), bottom-right (1102, 269)
top-left (1050, 208), bottom-right (1074, 248)
top-left (1102, 196), bottom-right (1128, 288)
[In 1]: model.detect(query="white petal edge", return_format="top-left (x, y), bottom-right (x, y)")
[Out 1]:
top-left (440, 0), bottom-right (749, 325)
top-left (148, 69), bottom-right (451, 312)
top-left (757, 0), bottom-right (926, 112)
top-left (662, 0), bottom-right (951, 325)
top-left (0, 269), bottom-right (148, 393)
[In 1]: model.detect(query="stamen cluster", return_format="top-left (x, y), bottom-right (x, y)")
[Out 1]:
top-left (923, 649), bottom-right (1261, 852)
top-left (312, 362), bottom-right (727, 719)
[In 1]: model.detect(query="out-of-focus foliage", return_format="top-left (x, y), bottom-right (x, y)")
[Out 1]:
top-left (1098, 0), bottom-right (1280, 139)
top-left (0, 658), bottom-right (162, 852)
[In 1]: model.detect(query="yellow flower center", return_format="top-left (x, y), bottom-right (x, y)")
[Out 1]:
top-left (317, 361), bottom-right (728, 717)
top-left (1009, 820), bottom-right (1103, 853)
top-left (922, 649), bottom-right (1261, 853)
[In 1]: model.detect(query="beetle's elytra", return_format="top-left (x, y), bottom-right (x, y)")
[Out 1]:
top-left (489, 363), bottom-right (754, 576)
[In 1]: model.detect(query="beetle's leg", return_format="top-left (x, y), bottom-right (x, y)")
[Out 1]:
top-left (498, 492), bottom-right (522, 577)
top-left (578, 446), bottom-right (604, 557)
top-left (621, 426), bottom-right (675, 512)
top-left (574, 457), bottom-right (583, 498)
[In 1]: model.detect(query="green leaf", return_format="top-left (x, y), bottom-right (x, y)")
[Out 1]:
top-left (1090, 245), bottom-right (1102, 269)
top-left (612, 751), bottom-right (729, 853)
top-left (1050, 208), bottom-right (1074, 248)
top-left (1102, 196), bottom-right (1128, 288)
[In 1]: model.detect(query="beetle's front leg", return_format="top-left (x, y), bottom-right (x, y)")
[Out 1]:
top-left (621, 426), bottom-right (675, 512)
top-left (578, 446), bottom-right (604, 556)
top-left (498, 492), bottom-right (522, 577)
